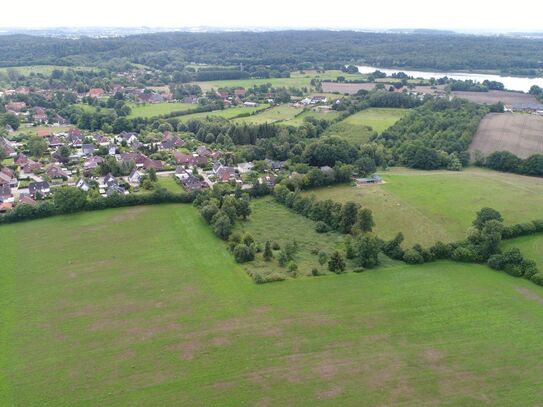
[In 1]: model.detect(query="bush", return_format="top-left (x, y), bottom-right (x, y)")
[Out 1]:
top-left (487, 254), bottom-right (505, 270)
top-left (403, 249), bottom-right (424, 264)
top-left (531, 273), bottom-right (543, 286)
top-left (504, 264), bottom-right (523, 277)
top-left (353, 267), bottom-right (365, 273)
top-left (429, 241), bottom-right (452, 259)
top-left (287, 261), bottom-right (298, 274)
top-left (272, 241), bottom-right (280, 250)
top-left (311, 267), bottom-right (320, 276)
top-left (233, 244), bottom-right (254, 263)
top-left (315, 221), bottom-right (330, 233)
top-left (451, 246), bottom-right (477, 262)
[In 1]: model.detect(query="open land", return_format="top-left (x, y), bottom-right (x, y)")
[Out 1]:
top-left (3, 204), bottom-right (543, 405)
top-left (469, 112), bottom-right (543, 159)
top-left (305, 167), bottom-right (543, 247)
top-left (324, 108), bottom-right (409, 144)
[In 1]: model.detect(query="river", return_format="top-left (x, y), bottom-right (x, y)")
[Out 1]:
top-left (357, 65), bottom-right (543, 93)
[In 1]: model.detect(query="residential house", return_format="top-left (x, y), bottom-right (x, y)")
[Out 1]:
top-left (107, 184), bottom-right (127, 196)
top-left (128, 169), bottom-right (143, 186)
top-left (259, 174), bottom-right (277, 188)
top-left (0, 168), bottom-right (16, 187)
top-left (19, 195), bottom-right (37, 206)
top-left (0, 185), bottom-right (13, 203)
top-left (47, 135), bottom-right (64, 147)
top-left (29, 181), bottom-right (51, 198)
top-left (196, 146), bottom-right (212, 157)
top-left (55, 115), bottom-right (69, 125)
top-left (81, 144), bottom-right (95, 156)
top-left (142, 157), bottom-right (163, 171)
top-left (237, 162), bottom-right (254, 174)
top-left (161, 134), bottom-right (185, 150)
top-left (33, 107), bottom-right (48, 124)
top-left (117, 132), bottom-right (139, 146)
top-left (76, 178), bottom-right (90, 192)
top-left (47, 165), bottom-right (69, 179)
top-left (175, 167), bottom-right (205, 191)
top-left (4, 101), bottom-right (26, 113)
top-left (37, 129), bottom-right (52, 138)
top-left (21, 160), bottom-right (43, 175)
top-left (0, 137), bottom-right (16, 157)
top-left (15, 154), bottom-right (28, 166)
top-left (243, 101), bottom-right (258, 107)
top-left (84, 155), bottom-right (104, 171)
top-left (234, 88), bottom-right (246, 97)
top-left (0, 202), bottom-right (12, 213)
top-left (87, 88), bottom-right (105, 98)
top-left (213, 162), bottom-right (236, 182)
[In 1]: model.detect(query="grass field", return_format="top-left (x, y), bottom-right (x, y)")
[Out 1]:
top-left (0, 65), bottom-right (98, 76)
top-left (176, 105), bottom-right (267, 122)
top-left (127, 102), bottom-right (196, 119)
top-left (232, 105), bottom-right (301, 125)
top-left (17, 125), bottom-right (73, 136)
top-left (3, 205), bottom-right (543, 405)
top-left (234, 197), bottom-right (351, 276)
top-left (195, 70), bottom-right (365, 92)
top-left (502, 234), bottom-right (543, 267)
top-left (281, 109), bottom-right (343, 126)
top-left (306, 167), bottom-right (543, 247)
top-left (469, 112), bottom-right (543, 159)
top-left (156, 175), bottom-right (183, 192)
top-left (324, 108), bottom-right (409, 144)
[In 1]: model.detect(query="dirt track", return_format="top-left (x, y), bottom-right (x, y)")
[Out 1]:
top-left (469, 112), bottom-right (543, 159)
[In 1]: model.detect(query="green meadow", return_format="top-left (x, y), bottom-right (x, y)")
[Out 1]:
top-left (176, 105), bottom-right (267, 122)
top-left (324, 108), bottom-right (409, 145)
top-left (2, 204), bottom-right (543, 405)
top-left (503, 234), bottom-right (543, 267)
top-left (195, 70), bottom-right (365, 92)
top-left (233, 105), bottom-right (301, 125)
top-left (281, 109), bottom-right (343, 126)
top-left (127, 102), bottom-right (196, 119)
top-left (156, 175), bottom-right (183, 193)
top-left (306, 168), bottom-right (543, 247)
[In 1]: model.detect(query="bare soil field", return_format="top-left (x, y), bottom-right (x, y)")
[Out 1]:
top-left (453, 90), bottom-right (539, 105)
top-left (470, 112), bottom-right (543, 158)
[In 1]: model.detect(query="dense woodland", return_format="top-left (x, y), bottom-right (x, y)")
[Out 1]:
top-left (1, 31), bottom-right (543, 73)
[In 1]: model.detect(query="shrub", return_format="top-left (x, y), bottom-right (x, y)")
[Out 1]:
top-left (311, 267), bottom-right (320, 276)
top-left (403, 249), bottom-right (424, 264)
top-left (328, 251), bottom-right (346, 273)
top-left (278, 249), bottom-right (289, 267)
top-left (451, 246), bottom-right (477, 262)
top-left (531, 273), bottom-right (543, 286)
top-left (487, 254), bottom-right (505, 270)
top-left (353, 268), bottom-right (365, 273)
top-left (272, 241), bottom-right (280, 250)
top-left (233, 244), bottom-right (254, 263)
top-left (522, 259), bottom-right (539, 279)
top-left (287, 261), bottom-right (298, 274)
top-left (429, 241), bottom-right (452, 259)
top-left (504, 264), bottom-right (523, 277)
top-left (315, 221), bottom-right (330, 233)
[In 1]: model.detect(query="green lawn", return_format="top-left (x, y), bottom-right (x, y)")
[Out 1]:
top-left (306, 167), bottom-right (543, 247)
top-left (127, 102), bottom-right (196, 119)
top-left (324, 108), bottom-right (409, 145)
top-left (156, 175), bottom-right (182, 192)
top-left (502, 234), bottom-right (543, 267)
top-left (3, 204), bottom-right (543, 405)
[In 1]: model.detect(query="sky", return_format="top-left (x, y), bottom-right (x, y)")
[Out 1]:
top-left (1, 0), bottom-right (542, 32)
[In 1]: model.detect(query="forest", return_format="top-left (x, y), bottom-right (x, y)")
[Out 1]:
top-left (1, 31), bottom-right (543, 72)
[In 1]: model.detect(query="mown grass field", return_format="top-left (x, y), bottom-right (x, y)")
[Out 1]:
top-left (306, 167), bottom-right (543, 247)
top-left (127, 102), bottom-right (196, 119)
top-left (156, 175), bottom-right (183, 192)
top-left (3, 204), bottom-right (543, 405)
top-left (18, 125), bottom-right (73, 136)
top-left (324, 108), bottom-right (409, 145)
top-left (503, 234), bottom-right (543, 267)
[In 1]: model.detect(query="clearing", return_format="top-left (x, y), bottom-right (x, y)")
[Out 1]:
top-left (305, 167), bottom-right (543, 246)
top-left (324, 108), bottom-right (409, 144)
top-left (469, 112), bottom-right (543, 159)
top-left (176, 105), bottom-right (267, 122)
top-left (2, 205), bottom-right (543, 405)
top-left (232, 105), bottom-right (301, 125)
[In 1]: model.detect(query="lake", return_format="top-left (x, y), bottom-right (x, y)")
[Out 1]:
top-left (357, 65), bottom-right (543, 93)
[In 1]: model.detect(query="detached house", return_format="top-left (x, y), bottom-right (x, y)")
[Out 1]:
top-left (76, 178), bottom-right (90, 192)
top-left (128, 169), bottom-right (143, 186)
top-left (47, 165), bottom-right (69, 179)
top-left (0, 185), bottom-right (13, 203)
top-left (29, 181), bottom-right (51, 198)
top-left (81, 144), bottom-right (95, 156)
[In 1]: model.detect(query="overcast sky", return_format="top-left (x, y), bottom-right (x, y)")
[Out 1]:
top-left (1, 0), bottom-right (541, 32)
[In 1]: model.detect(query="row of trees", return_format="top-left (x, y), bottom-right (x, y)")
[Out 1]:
top-left (0, 186), bottom-right (195, 225)
top-left (476, 151), bottom-right (543, 177)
